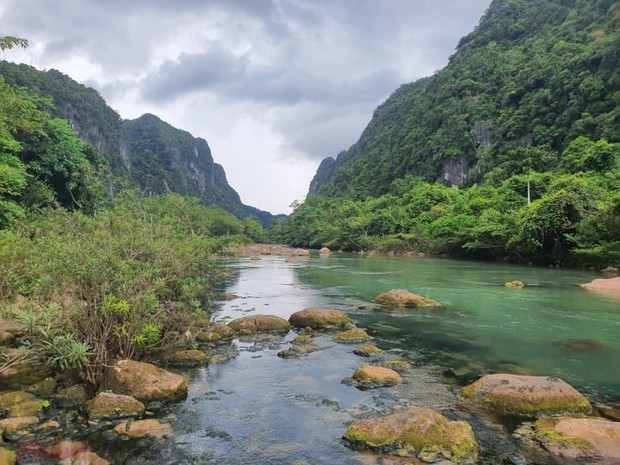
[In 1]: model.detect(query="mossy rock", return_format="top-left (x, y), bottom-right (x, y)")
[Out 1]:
top-left (227, 315), bottom-right (291, 334)
top-left (8, 399), bottom-right (44, 418)
top-left (0, 448), bottom-right (16, 465)
top-left (84, 392), bottom-right (145, 420)
top-left (0, 391), bottom-right (36, 409)
top-left (55, 384), bottom-right (89, 409)
top-left (114, 418), bottom-right (173, 438)
top-left (26, 377), bottom-right (57, 397)
top-left (532, 416), bottom-right (620, 460)
top-left (333, 328), bottom-right (370, 343)
top-left (354, 344), bottom-right (381, 357)
top-left (375, 289), bottom-right (440, 307)
top-left (343, 407), bottom-right (478, 464)
top-left (288, 308), bottom-right (353, 329)
top-left (505, 280), bottom-right (525, 288)
top-left (0, 416), bottom-right (38, 435)
top-left (461, 374), bottom-right (592, 416)
top-left (351, 364), bottom-right (403, 389)
top-left (168, 349), bottom-right (208, 367)
top-left (379, 359), bottom-right (413, 373)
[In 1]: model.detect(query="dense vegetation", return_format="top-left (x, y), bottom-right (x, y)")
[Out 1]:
top-left (273, 0), bottom-right (620, 267)
top-left (0, 44), bottom-right (265, 384)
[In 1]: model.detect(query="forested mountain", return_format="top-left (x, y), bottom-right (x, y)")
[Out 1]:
top-left (0, 61), bottom-right (272, 223)
top-left (310, 0), bottom-right (619, 198)
top-left (274, 0), bottom-right (620, 266)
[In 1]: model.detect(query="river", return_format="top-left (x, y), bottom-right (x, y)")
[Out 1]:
top-left (102, 253), bottom-right (620, 464)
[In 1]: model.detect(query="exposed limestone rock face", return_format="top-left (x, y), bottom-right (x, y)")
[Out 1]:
top-left (84, 392), bottom-right (145, 420)
top-left (461, 374), bottom-right (592, 416)
top-left (352, 364), bottom-right (403, 389)
top-left (100, 360), bottom-right (187, 403)
top-left (333, 328), bottom-right (370, 343)
top-left (375, 289), bottom-right (440, 307)
top-left (288, 308), bottom-right (353, 329)
top-left (114, 419), bottom-right (173, 438)
top-left (532, 417), bottom-right (620, 462)
top-left (343, 407), bottom-right (478, 464)
top-left (227, 315), bottom-right (291, 334)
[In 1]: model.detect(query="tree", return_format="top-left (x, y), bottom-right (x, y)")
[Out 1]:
top-left (0, 36), bottom-right (28, 51)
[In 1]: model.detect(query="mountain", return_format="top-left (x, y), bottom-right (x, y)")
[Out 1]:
top-left (309, 0), bottom-right (620, 198)
top-left (0, 61), bottom-right (273, 223)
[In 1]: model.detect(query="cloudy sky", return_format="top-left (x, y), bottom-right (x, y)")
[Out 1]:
top-left (1, 0), bottom-right (491, 214)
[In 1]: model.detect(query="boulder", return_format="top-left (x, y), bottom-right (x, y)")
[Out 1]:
top-left (0, 448), bottom-right (16, 465)
top-left (352, 364), bottom-right (403, 389)
top-left (580, 277), bottom-right (620, 299)
top-left (0, 416), bottom-right (38, 435)
top-left (100, 359), bottom-right (187, 403)
top-left (55, 384), bottom-right (89, 409)
top-left (288, 308), bottom-right (352, 329)
top-left (227, 315), bottom-right (291, 334)
top-left (25, 377), bottom-right (57, 397)
top-left (0, 391), bottom-right (36, 409)
top-left (293, 248), bottom-right (310, 257)
top-left (353, 344), bottom-right (381, 357)
top-left (532, 416), bottom-right (620, 461)
top-left (343, 407), bottom-right (478, 464)
top-left (375, 289), bottom-right (440, 307)
top-left (277, 336), bottom-right (323, 359)
top-left (114, 418), bottom-right (173, 438)
top-left (461, 374), bottom-right (592, 416)
top-left (47, 441), bottom-right (109, 465)
top-left (196, 323), bottom-right (234, 342)
top-left (8, 399), bottom-right (44, 418)
top-left (319, 247), bottom-right (331, 255)
top-left (333, 328), bottom-right (370, 343)
top-left (84, 392), bottom-right (145, 420)
top-left (167, 349), bottom-right (207, 367)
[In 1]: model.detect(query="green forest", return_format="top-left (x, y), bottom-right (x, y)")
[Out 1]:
top-left (273, 0), bottom-right (620, 267)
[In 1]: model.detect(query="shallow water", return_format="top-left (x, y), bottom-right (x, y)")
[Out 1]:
top-left (156, 254), bottom-right (619, 465)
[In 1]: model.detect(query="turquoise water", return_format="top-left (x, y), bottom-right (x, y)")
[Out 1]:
top-left (162, 254), bottom-right (619, 464)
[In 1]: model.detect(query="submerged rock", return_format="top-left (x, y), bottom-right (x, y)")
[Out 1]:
top-left (84, 392), bottom-right (145, 420)
top-left (532, 416), bottom-right (620, 461)
top-left (114, 418), bottom-right (173, 438)
top-left (354, 344), bottom-right (381, 357)
top-left (351, 364), bottom-right (403, 389)
top-left (227, 315), bottom-right (291, 334)
top-left (100, 359), bottom-right (187, 403)
top-left (333, 328), bottom-right (370, 343)
top-left (561, 339), bottom-right (607, 351)
top-left (461, 374), bottom-right (592, 416)
top-left (288, 307), bottom-right (353, 329)
top-left (505, 280), bottom-right (525, 288)
top-left (375, 289), bottom-right (440, 307)
top-left (343, 407), bottom-right (478, 464)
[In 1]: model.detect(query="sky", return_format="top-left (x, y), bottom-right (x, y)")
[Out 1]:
top-left (0, 0), bottom-right (491, 214)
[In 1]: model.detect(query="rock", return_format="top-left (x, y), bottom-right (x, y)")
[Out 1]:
top-left (0, 448), bottom-right (15, 465)
top-left (532, 416), bottom-right (620, 460)
top-left (8, 399), bottom-right (44, 417)
top-left (343, 407), bottom-right (478, 464)
top-left (505, 280), bottom-right (525, 288)
top-left (293, 248), bottom-right (310, 257)
top-left (580, 277), bottom-right (620, 298)
top-left (379, 359), bottom-right (413, 373)
top-left (351, 364), bottom-right (403, 389)
top-left (0, 416), bottom-right (38, 435)
top-left (100, 359), bottom-right (187, 403)
top-left (199, 323), bottom-right (234, 341)
top-left (0, 391), bottom-right (36, 409)
top-left (289, 308), bottom-right (353, 329)
top-left (375, 289), bottom-right (440, 307)
top-left (354, 344), bottom-right (381, 357)
top-left (602, 266), bottom-right (618, 275)
top-left (47, 441), bottom-right (110, 464)
top-left (561, 339), bottom-right (607, 351)
top-left (227, 315), bottom-right (291, 334)
top-left (114, 418), bottom-right (173, 438)
top-left (168, 349), bottom-right (207, 367)
top-left (55, 384), bottom-right (89, 409)
top-left (25, 377), bottom-right (57, 397)
top-left (319, 247), bottom-right (331, 255)
top-left (84, 392), bottom-right (145, 420)
top-left (461, 374), bottom-right (592, 416)
top-left (333, 328), bottom-right (370, 343)
top-left (277, 341), bottom-right (322, 359)
top-left (594, 401), bottom-right (620, 422)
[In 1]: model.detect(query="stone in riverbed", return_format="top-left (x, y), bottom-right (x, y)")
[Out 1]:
top-left (343, 407), bottom-right (478, 464)
top-left (84, 392), bottom-right (145, 420)
top-left (100, 359), bottom-right (187, 403)
top-left (333, 328), bottom-right (370, 343)
top-left (55, 384), bottom-right (89, 409)
top-left (461, 374), bottom-right (592, 416)
top-left (351, 364), bottom-right (402, 389)
top-left (0, 448), bottom-right (16, 465)
top-left (114, 418), bottom-right (173, 438)
top-left (0, 416), bottom-right (38, 435)
top-left (0, 391), bottom-right (36, 409)
top-left (375, 289), bottom-right (440, 307)
top-left (353, 344), bottom-right (381, 357)
top-left (532, 416), bottom-right (620, 461)
top-left (227, 315), bottom-right (291, 334)
top-left (8, 399), bottom-right (44, 418)
top-left (288, 308), bottom-right (353, 329)
top-left (580, 276), bottom-right (620, 299)
top-left (167, 349), bottom-right (208, 367)
top-left (505, 280), bottom-right (525, 288)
